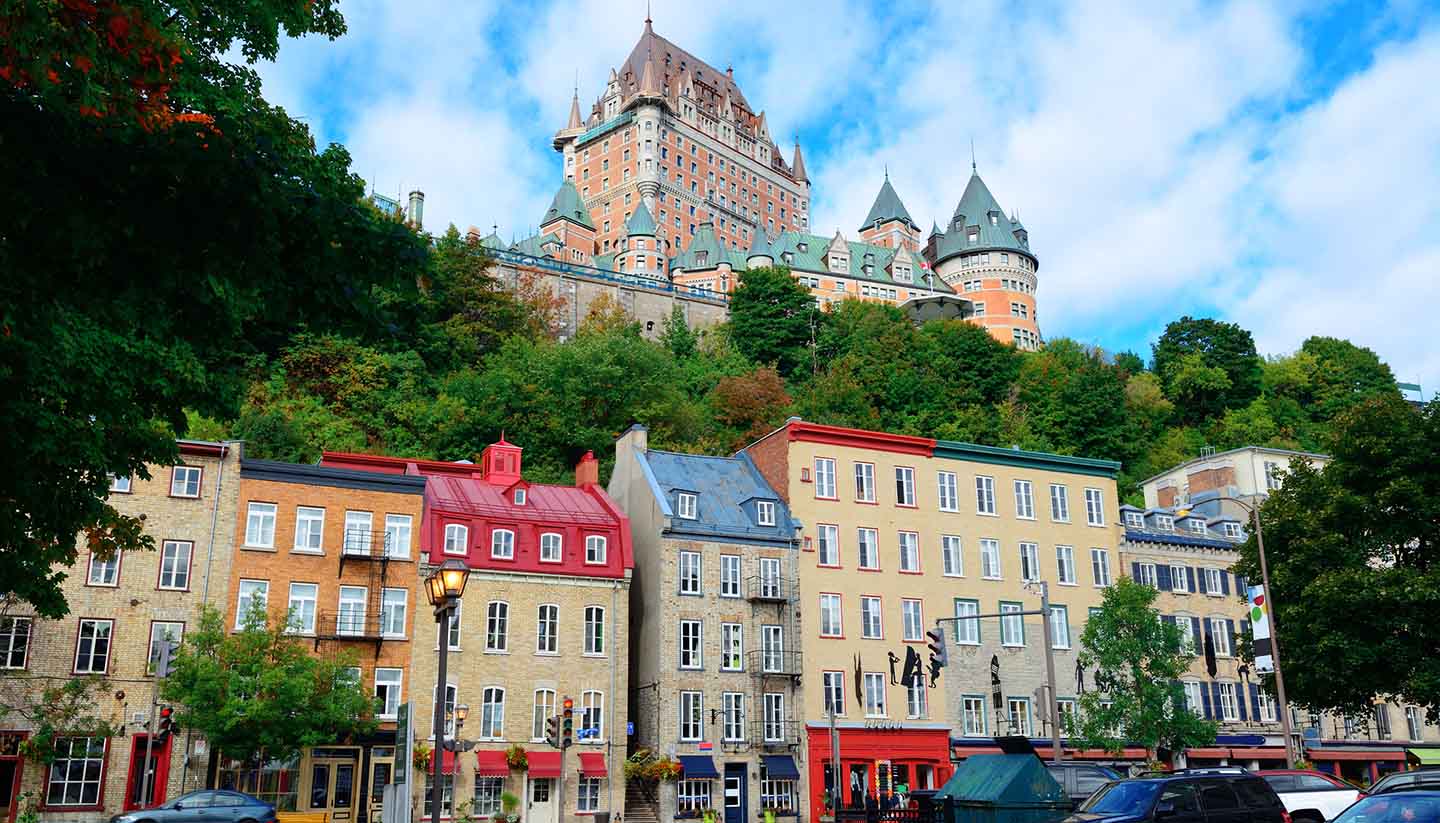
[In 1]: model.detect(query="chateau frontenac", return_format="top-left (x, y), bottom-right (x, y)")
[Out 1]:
top-left (465, 13), bottom-right (1042, 350)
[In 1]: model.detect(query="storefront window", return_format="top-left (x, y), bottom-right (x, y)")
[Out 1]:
top-left (677, 779), bottom-right (712, 814)
top-left (216, 753), bottom-right (301, 811)
top-left (759, 764), bottom-right (797, 813)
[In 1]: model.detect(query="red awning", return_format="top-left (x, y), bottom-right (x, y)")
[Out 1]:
top-left (476, 750), bottom-right (510, 776)
top-left (1230, 747), bottom-right (1288, 759)
top-left (528, 751), bottom-right (561, 778)
top-left (578, 752), bottom-right (608, 777)
top-left (1187, 748), bottom-right (1233, 759)
top-left (439, 749), bottom-right (457, 775)
top-left (1309, 750), bottom-right (1407, 762)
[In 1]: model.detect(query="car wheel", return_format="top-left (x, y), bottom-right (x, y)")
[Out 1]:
top-left (1291, 811), bottom-right (1325, 823)
top-left (238, 817), bottom-right (258, 823)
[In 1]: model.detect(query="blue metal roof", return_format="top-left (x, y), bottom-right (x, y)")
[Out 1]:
top-left (636, 449), bottom-right (799, 545)
top-left (1124, 528), bottom-right (1238, 551)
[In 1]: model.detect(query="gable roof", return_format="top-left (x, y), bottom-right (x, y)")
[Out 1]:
top-left (636, 448), bottom-right (799, 545)
top-left (860, 173), bottom-right (917, 231)
top-left (541, 179), bottom-right (594, 230)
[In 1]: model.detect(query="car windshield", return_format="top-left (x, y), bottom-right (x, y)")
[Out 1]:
top-left (1334, 794), bottom-right (1440, 823)
top-left (1080, 781), bottom-right (1161, 815)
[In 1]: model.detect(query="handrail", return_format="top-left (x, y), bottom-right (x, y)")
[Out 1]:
top-left (489, 248), bottom-right (729, 304)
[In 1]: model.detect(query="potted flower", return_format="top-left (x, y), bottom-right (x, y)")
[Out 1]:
top-left (491, 791), bottom-right (520, 823)
top-left (505, 744), bottom-right (529, 772)
top-left (412, 742), bottom-right (433, 773)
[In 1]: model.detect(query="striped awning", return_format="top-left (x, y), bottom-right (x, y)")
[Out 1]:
top-left (579, 752), bottom-right (608, 777)
top-left (475, 750), bottom-right (509, 776)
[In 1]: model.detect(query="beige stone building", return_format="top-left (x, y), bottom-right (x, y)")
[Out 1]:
top-left (1, 440), bottom-right (242, 822)
top-left (323, 442), bottom-right (632, 823)
top-left (609, 426), bottom-right (804, 823)
top-left (1139, 446), bottom-right (1330, 514)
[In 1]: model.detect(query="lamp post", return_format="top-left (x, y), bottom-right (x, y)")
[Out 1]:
top-left (1205, 495), bottom-right (1296, 768)
top-left (426, 559), bottom-right (469, 823)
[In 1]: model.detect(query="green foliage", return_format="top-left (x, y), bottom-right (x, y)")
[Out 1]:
top-left (1070, 578), bottom-right (1219, 756)
top-left (1015, 339), bottom-right (1137, 463)
top-left (161, 604), bottom-right (377, 765)
top-left (1233, 396), bottom-right (1440, 721)
top-left (660, 304), bottom-right (700, 360)
top-left (0, 674), bottom-right (121, 764)
top-left (1153, 317), bottom-right (1263, 423)
top-left (729, 266), bottom-right (821, 376)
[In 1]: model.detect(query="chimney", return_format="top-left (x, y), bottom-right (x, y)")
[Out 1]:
top-left (575, 450), bottom-right (600, 487)
top-left (407, 190), bottom-right (425, 229)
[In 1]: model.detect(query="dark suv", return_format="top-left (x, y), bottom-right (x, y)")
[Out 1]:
top-left (1066, 769), bottom-right (1289, 823)
top-left (1048, 763), bottom-right (1124, 810)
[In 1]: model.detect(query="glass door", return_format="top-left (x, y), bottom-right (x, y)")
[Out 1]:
top-left (306, 749), bottom-right (360, 823)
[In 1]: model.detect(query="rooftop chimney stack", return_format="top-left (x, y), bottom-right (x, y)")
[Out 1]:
top-left (575, 450), bottom-right (600, 487)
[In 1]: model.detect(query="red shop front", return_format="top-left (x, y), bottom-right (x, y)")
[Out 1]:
top-left (806, 726), bottom-right (953, 822)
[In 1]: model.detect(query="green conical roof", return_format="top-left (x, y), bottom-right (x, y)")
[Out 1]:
top-left (860, 173), bottom-right (916, 231)
top-left (625, 201), bottom-right (657, 236)
top-left (541, 179), bottom-right (594, 230)
top-left (934, 172), bottom-right (1032, 264)
top-left (748, 228), bottom-right (773, 258)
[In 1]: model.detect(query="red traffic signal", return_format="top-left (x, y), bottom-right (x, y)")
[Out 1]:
top-left (155, 706), bottom-right (176, 744)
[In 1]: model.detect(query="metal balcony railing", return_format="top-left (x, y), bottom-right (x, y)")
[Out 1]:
top-left (748, 719), bottom-right (801, 749)
top-left (314, 609), bottom-right (399, 656)
top-left (746, 649), bottom-right (803, 679)
top-left (745, 573), bottom-right (791, 603)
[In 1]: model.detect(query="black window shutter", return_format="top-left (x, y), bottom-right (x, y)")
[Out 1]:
top-left (1220, 571), bottom-right (1231, 596)
top-left (1227, 619), bottom-right (1238, 655)
top-left (1157, 565), bottom-right (1172, 591)
top-left (1201, 683), bottom-right (1213, 719)
top-left (1131, 561), bottom-right (1141, 581)
top-left (1250, 683), bottom-right (1262, 720)
top-left (1198, 569), bottom-right (1208, 594)
top-left (1187, 567), bottom-right (1197, 592)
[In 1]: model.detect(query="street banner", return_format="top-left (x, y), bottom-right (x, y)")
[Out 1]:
top-left (1248, 585), bottom-right (1274, 673)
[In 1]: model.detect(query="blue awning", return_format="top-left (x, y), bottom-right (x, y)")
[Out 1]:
top-left (762, 755), bottom-right (800, 780)
top-left (678, 755), bottom-right (719, 778)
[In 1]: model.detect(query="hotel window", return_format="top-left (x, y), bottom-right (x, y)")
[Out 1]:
top-left (902, 599), bottom-right (924, 642)
top-left (898, 531), bottom-right (920, 572)
top-left (1000, 602), bottom-right (1025, 647)
top-left (375, 668), bottom-right (403, 719)
top-left (720, 554), bottom-right (741, 597)
top-left (814, 458), bottom-right (837, 498)
top-left (1007, 698), bottom-right (1032, 736)
top-left (1218, 682), bottom-right (1240, 721)
top-left (895, 466), bottom-right (916, 506)
top-left (1171, 565), bottom-right (1190, 593)
top-left (586, 535), bottom-right (608, 564)
top-left (584, 606), bottom-right (605, 655)
top-left (819, 594), bottom-right (843, 637)
top-left (860, 596), bottom-right (883, 639)
top-left (338, 586), bottom-right (367, 636)
top-left (385, 514), bottom-right (412, 558)
top-left (857, 528), bottom-right (879, 569)
top-left (679, 691), bottom-right (703, 740)
top-left (536, 604), bottom-right (558, 654)
top-left (723, 692), bottom-right (746, 741)
top-left (938, 471), bottom-right (959, 511)
top-left (236, 579), bottom-right (268, 629)
top-left (380, 588), bottom-right (407, 638)
top-left (676, 491), bottom-right (698, 519)
top-left (854, 462), bottom-right (876, 502)
top-left (942, 535), bottom-right (963, 576)
top-left (757, 500), bottom-right (776, 526)
top-left (1049, 605), bottom-right (1071, 648)
top-left (1084, 488), bottom-right (1106, 525)
top-left (1210, 618), bottom-right (1232, 656)
top-left (110, 474), bottom-right (131, 493)
top-left (679, 620), bottom-right (703, 669)
top-left (539, 532), bottom-right (562, 563)
top-left (823, 672), bottom-right (845, 716)
top-left (721, 623), bottom-right (743, 671)
top-left (87, 552), bottom-right (119, 587)
top-left (963, 697), bottom-right (986, 736)
top-left (1056, 545), bottom-right (1076, 584)
top-left (245, 502), bottom-right (277, 548)
top-left (1136, 563), bottom-right (1158, 588)
top-left (1223, 522), bottom-right (1243, 539)
top-left (294, 506), bottom-right (325, 552)
top-left (1019, 542), bottom-right (1040, 582)
top-left (490, 529), bottom-right (515, 559)
top-left (763, 693), bottom-right (786, 741)
top-left (45, 737), bottom-right (107, 807)
top-left (1, 617), bottom-right (32, 669)
top-left (817, 524), bottom-right (839, 566)
top-left (1183, 681), bottom-right (1204, 715)
top-left (443, 524), bottom-right (468, 555)
top-left (74, 619), bottom-right (112, 674)
top-left (582, 689), bottom-right (604, 741)
top-left (980, 538), bottom-right (1002, 579)
top-left (1155, 514), bottom-right (1174, 532)
top-left (678, 550), bottom-right (701, 594)
top-left (1050, 484), bottom-right (1070, 522)
top-left (976, 476), bottom-right (996, 514)
top-left (863, 672), bottom-right (887, 717)
top-left (170, 465), bottom-right (202, 498)
top-left (1091, 549), bottom-right (1111, 586)
top-left (1014, 480), bottom-right (1035, 519)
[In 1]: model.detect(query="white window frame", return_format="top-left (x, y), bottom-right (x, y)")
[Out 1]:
top-left (1056, 545), bottom-right (1076, 585)
top-left (584, 605), bottom-right (605, 656)
top-left (585, 535), bottom-right (607, 564)
top-left (902, 599), bottom-right (924, 642)
top-left (1257, 690), bottom-right (1277, 723)
top-left (1091, 548), bottom-right (1111, 587)
top-left (1218, 682), bottom-right (1239, 721)
top-left (536, 603), bottom-right (558, 654)
top-left (490, 528), bottom-right (515, 559)
top-left (236, 579), bottom-right (269, 629)
top-left (1124, 511), bottom-right (1144, 529)
top-left (938, 471), bottom-right (959, 511)
top-left (1014, 480), bottom-right (1035, 519)
top-left (976, 475), bottom-right (997, 515)
top-left (1000, 603), bottom-right (1025, 647)
top-left (895, 466), bottom-right (916, 506)
top-left (1050, 484), bottom-right (1070, 522)
top-left (963, 697), bottom-right (986, 736)
top-left (1136, 562), bottom-right (1158, 588)
top-left (531, 689), bottom-right (556, 741)
top-left (814, 458), bottom-right (837, 499)
top-left (723, 692), bottom-right (746, 741)
top-left (1049, 605), bottom-right (1071, 649)
top-left (337, 585), bottom-right (367, 636)
top-left (285, 582), bottom-right (317, 634)
top-left (577, 778), bottom-right (602, 813)
top-left (676, 491), bottom-right (698, 519)
top-left (1183, 681), bottom-right (1204, 715)
top-left (1156, 514), bottom-right (1175, 532)
top-left (720, 554), bottom-right (741, 597)
top-left (485, 601), bottom-right (509, 652)
top-left (863, 672), bottom-right (887, 717)
top-left (581, 689), bottom-right (605, 741)
top-left (1211, 618), bottom-right (1232, 656)
top-left (480, 686), bottom-right (505, 739)
top-left (158, 540), bottom-right (192, 590)
top-left (942, 535), bottom-right (964, 577)
top-left (87, 552), bottom-right (119, 587)
top-left (898, 531), bottom-right (919, 572)
top-left (857, 528), bottom-right (879, 570)
top-left (906, 678), bottom-right (928, 719)
top-left (679, 619), bottom-right (703, 669)
top-left (384, 514), bottom-right (412, 559)
top-left (823, 672), bottom-right (845, 717)
top-left (380, 588), bottom-right (407, 638)
top-left (679, 691), bottom-right (703, 741)
top-left (1204, 568), bottom-right (1223, 596)
top-left (110, 475), bottom-right (131, 493)
top-left (678, 550), bottom-right (702, 595)
top-left (147, 621), bottom-right (183, 676)
top-left (763, 692), bottom-right (787, 742)
top-left (539, 532), bottom-right (562, 563)
top-left (980, 538), bottom-right (1002, 579)
top-left (1084, 487), bottom-right (1105, 526)
top-left (170, 465), bottom-right (202, 498)
top-left (860, 596), bottom-right (883, 639)
top-left (1171, 565), bottom-right (1190, 593)
top-left (1407, 706), bottom-right (1424, 742)
top-left (1007, 698), bottom-right (1032, 736)
top-left (1019, 542), bottom-right (1040, 582)
top-left (721, 622), bottom-right (744, 671)
top-left (443, 523), bottom-right (468, 555)
top-left (954, 599), bottom-right (980, 645)
top-left (375, 668), bottom-right (403, 719)
top-left (854, 462), bottom-right (876, 502)
top-left (757, 500), bottom-right (776, 526)
top-left (245, 502), bottom-right (277, 548)
top-left (294, 506), bottom-right (326, 553)
top-left (343, 510), bottom-right (372, 555)
top-left (819, 594), bottom-right (843, 638)
top-left (74, 619), bottom-right (112, 674)
top-left (44, 737), bottom-right (107, 807)
top-left (1, 617), bottom-right (33, 669)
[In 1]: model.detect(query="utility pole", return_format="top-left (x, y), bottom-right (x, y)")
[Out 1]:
top-left (829, 707), bottom-right (841, 810)
top-left (1251, 506), bottom-right (1297, 768)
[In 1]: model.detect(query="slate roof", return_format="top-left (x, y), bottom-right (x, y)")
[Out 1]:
top-left (933, 172), bottom-right (1033, 265)
top-left (635, 448), bottom-right (799, 545)
top-left (860, 173), bottom-right (917, 231)
top-left (541, 179), bottom-right (594, 230)
top-left (626, 201), bottom-right (657, 236)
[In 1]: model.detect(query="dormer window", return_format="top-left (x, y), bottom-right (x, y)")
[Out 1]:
top-left (1188, 520), bottom-right (1207, 536)
top-left (832, 256), bottom-right (848, 273)
top-left (757, 501), bottom-right (776, 527)
top-left (968, 231), bottom-right (979, 243)
top-left (1124, 511), bottom-right (1143, 529)
top-left (797, 241), bottom-right (809, 253)
top-left (695, 251), bottom-right (708, 266)
top-left (782, 252), bottom-right (794, 264)
top-left (677, 492), bottom-right (698, 520)
top-left (1222, 522), bottom-right (1243, 539)
top-left (990, 214), bottom-right (998, 226)
top-left (1155, 515), bottom-right (1174, 532)
top-left (513, 488), bottom-right (526, 506)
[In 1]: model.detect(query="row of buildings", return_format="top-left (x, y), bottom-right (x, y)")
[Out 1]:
top-left (3, 428), bottom-right (1433, 823)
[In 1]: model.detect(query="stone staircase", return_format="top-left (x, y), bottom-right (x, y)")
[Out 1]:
top-left (625, 779), bottom-right (661, 823)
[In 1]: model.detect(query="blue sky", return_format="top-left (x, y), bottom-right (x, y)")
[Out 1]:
top-left (254, 0), bottom-right (1440, 387)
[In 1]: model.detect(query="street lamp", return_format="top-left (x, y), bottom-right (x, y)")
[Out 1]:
top-left (1198, 495), bottom-right (1296, 768)
top-left (426, 558), bottom-right (469, 823)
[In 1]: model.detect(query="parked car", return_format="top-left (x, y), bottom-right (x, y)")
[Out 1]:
top-left (1048, 763), bottom-right (1124, 810)
top-left (108, 790), bottom-right (278, 823)
top-left (1369, 768), bottom-right (1440, 796)
top-left (1258, 769), bottom-right (1366, 822)
top-left (1066, 768), bottom-right (1290, 823)
top-left (1331, 790), bottom-right (1440, 823)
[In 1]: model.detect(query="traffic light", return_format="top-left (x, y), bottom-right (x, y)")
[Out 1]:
top-left (155, 706), bottom-right (175, 745)
top-left (926, 627), bottom-right (948, 669)
top-left (561, 697), bottom-right (574, 749)
top-left (545, 714), bottom-right (560, 748)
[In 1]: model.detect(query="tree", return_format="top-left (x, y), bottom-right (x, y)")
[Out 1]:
top-left (1298, 336), bottom-right (1400, 423)
top-left (660, 304), bottom-right (699, 360)
top-left (710, 367), bottom-right (792, 450)
top-left (161, 604), bottom-right (376, 766)
top-left (1233, 396), bottom-right (1440, 720)
top-left (579, 293), bottom-right (638, 336)
top-left (1014, 339), bottom-right (1137, 463)
top-left (1069, 578), bottom-right (1218, 758)
top-left (0, 671), bottom-right (120, 764)
top-left (1, 0), bottom-right (428, 618)
top-left (1152, 317), bottom-right (1263, 424)
top-left (1114, 350), bottom-right (1147, 376)
top-left (728, 266), bottom-right (819, 376)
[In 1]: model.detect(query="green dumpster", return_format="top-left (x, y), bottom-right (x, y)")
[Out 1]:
top-left (934, 754), bottom-right (1070, 823)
